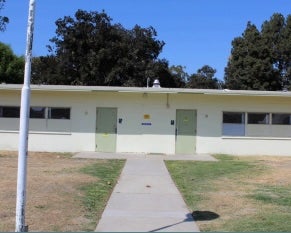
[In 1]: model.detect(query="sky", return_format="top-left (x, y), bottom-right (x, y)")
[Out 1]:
top-left (0, 0), bottom-right (290, 80)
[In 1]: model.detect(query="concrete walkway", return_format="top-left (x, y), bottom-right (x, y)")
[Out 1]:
top-left (73, 152), bottom-right (217, 232)
top-left (95, 158), bottom-right (200, 232)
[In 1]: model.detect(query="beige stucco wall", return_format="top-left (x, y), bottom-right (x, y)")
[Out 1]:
top-left (0, 89), bottom-right (291, 155)
top-left (194, 94), bottom-right (291, 156)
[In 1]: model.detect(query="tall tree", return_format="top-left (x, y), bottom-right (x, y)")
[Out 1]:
top-left (0, 0), bottom-right (9, 32)
top-left (283, 15), bottom-right (291, 89)
top-left (0, 42), bottom-right (24, 83)
top-left (261, 13), bottom-right (291, 90)
top-left (225, 22), bottom-right (279, 90)
top-left (225, 13), bottom-right (291, 91)
top-left (33, 10), bottom-right (172, 87)
top-left (187, 65), bottom-right (220, 89)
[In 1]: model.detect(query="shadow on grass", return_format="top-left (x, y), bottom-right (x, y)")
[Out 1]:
top-left (192, 210), bottom-right (220, 221)
top-left (149, 211), bottom-right (220, 232)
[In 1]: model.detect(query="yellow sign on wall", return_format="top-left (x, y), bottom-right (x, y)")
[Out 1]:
top-left (144, 114), bottom-right (150, 119)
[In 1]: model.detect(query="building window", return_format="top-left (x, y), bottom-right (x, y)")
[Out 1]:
top-left (0, 106), bottom-right (20, 118)
top-left (30, 107), bottom-right (46, 119)
top-left (248, 113), bottom-right (269, 124)
top-left (272, 113), bottom-right (291, 125)
top-left (222, 112), bottom-right (245, 136)
top-left (48, 107), bottom-right (70, 119)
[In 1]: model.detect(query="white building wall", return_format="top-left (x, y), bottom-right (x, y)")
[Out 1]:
top-left (116, 93), bottom-right (176, 154)
top-left (1, 89), bottom-right (291, 156)
top-left (192, 95), bottom-right (291, 156)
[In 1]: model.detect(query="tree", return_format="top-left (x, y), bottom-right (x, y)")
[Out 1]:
top-left (187, 65), bottom-right (221, 89)
top-left (283, 15), bottom-right (291, 89)
top-left (0, 0), bottom-right (9, 32)
top-left (31, 56), bottom-right (63, 84)
top-left (32, 10), bottom-right (172, 87)
top-left (225, 13), bottom-right (291, 91)
top-left (261, 13), bottom-right (291, 90)
top-left (0, 42), bottom-right (24, 83)
top-left (169, 65), bottom-right (188, 87)
top-left (149, 60), bottom-right (186, 88)
top-left (225, 22), bottom-right (280, 90)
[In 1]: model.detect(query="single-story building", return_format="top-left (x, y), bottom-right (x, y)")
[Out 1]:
top-left (0, 84), bottom-right (291, 156)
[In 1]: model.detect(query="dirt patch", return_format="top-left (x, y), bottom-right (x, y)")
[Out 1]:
top-left (0, 151), bottom-right (98, 232)
top-left (249, 156), bottom-right (291, 185)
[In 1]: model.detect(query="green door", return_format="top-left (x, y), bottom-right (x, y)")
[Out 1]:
top-left (175, 109), bottom-right (197, 154)
top-left (95, 108), bottom-right (117, 152)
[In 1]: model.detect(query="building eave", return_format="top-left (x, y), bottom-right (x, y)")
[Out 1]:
top-left (0, 84), bottom-right (291, 97)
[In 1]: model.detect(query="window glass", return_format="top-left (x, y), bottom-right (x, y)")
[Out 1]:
top-left (0, 106), bottom-right (20, 118)
top-left (272, 113), bottom-right (291, 125)
top-left (30, 107), bottom-right (45, 119)
top-left (248, 113), bottom-right (269, 124)
top-left (223, 112), bottom-right (245, 123)
top-left (48, 108), bottom-right (70, 119)
top-left (222, 112), bottom-right (245, 136)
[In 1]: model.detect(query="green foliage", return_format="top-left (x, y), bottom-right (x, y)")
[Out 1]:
top-left (155, 60), bottom-right (186, 88)
top-left (0, 0), bottom-right (8, 32)
top-left (0, 42), bottom-right (24, 83)
top-left (31, 56), bottom-right (62, 84)
top-left (32, 10), bottom-right (181, 87)
top-left (31, 9), bottom-right (219, 88)
top-left (225, 13), bottom-right (291, 91)
top-left (169, 65), bottom-right (189, 87)
top-left (167, 65), bottom-right (222, 89)
top-left (187, 65), bottom-right (222, 89)
top-left (262, 14), bottom-right (291, 90)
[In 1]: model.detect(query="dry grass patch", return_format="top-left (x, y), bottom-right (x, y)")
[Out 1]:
top-left (166, 155), bottom-right (291, 232)
top-left (0, 151), bottom-right (124, 232)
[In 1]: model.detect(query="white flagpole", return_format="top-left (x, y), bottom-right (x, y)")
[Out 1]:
top-left (15, 0), bottom-right (36, 231)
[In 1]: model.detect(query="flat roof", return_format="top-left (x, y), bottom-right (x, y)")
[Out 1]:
top-left (1, 84), bottom-right (291, 97)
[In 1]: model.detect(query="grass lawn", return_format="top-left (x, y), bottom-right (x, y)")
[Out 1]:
top-left (79, 159), bottom-right (125, 231)
top-left (166, 155), bottom-right (291, 232)
top-left (0, 151), bottom-right (125, 232)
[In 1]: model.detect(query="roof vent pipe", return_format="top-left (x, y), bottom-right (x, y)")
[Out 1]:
top-left (147, 77), bottom-right (150, 88)
top-left (152, 79), bottom-right (161, 88)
